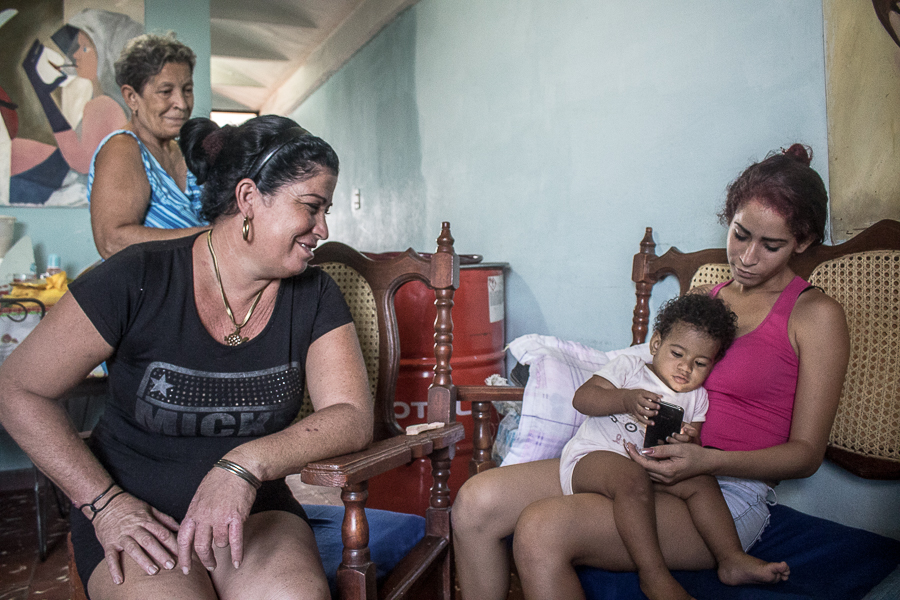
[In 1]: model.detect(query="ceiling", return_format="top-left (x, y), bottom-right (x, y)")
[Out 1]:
top-left (209, 0), bottom-right (416, 116)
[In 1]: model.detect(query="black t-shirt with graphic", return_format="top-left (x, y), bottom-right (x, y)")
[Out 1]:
top-left (69, 233), bottom-right (352, 520)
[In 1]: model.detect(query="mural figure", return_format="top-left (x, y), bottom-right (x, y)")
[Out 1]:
top-left (7, 8), bottom-right (142, 206)
top-left (873, 0), bottom-right (900, 48)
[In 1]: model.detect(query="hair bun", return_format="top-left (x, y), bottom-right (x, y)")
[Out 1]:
top-left (782, 143), bottom-right (812, 167)
top-left (201, 125), bottom-right (232, 165)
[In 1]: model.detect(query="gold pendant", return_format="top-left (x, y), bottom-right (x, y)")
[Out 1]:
top-left (224, 330), bottom-right (248, 346)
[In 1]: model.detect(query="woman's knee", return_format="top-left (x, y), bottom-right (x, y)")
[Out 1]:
top-left (512, 501), bottom-right (570, 569)
top-left (453, 474), bottom-right (503, 535)
top-left (218, 512), bottom-right (329, 600)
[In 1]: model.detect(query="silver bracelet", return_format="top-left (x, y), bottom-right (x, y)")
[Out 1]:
top-left (214, 458), bottom-right (262, 490)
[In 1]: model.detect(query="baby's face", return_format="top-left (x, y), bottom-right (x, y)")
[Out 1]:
top-left (648, 323), bottom-right (720, 393)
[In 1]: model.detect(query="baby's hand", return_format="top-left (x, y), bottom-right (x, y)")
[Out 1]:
top-left (622, 389), bottom-right (662, 426)
top-left (666, 423), bottom-right (699, 445)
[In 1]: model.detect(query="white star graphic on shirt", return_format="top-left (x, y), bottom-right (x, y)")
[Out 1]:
top-left (150, 374), bottom-right (174, 399)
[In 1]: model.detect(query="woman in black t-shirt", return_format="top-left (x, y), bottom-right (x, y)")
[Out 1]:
top-left (0, 115), bottom-right (373, 600)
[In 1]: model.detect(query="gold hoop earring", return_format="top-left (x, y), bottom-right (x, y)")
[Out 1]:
top-left (242, 215), bottom-right (251, 241)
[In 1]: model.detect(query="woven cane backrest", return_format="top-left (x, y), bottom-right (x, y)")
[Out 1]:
top-left (809, 250), bottom-right (900, 464)
top-left (297, 263), bottom-right (379, 420)
top-left (688, 264), bottom-right (731, 290)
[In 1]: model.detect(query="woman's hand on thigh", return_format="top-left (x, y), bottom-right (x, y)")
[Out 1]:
top-left (90, 491), bottom-right (180, 585)
top-left (177, 466), bottom-right (257, 574)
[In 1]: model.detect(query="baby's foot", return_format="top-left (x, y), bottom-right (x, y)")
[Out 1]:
top-left (717, 553), bottom-right (790, 586)
top-left (639, 571), bottom-right (696, 600)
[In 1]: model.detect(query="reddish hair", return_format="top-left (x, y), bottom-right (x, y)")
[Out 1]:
top-left (719, 144), bottom-right (828, 246)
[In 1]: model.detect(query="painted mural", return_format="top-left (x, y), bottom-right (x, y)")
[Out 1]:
top-left (0, 0), bottom-right (143, 207)
top-left (824, 0), bottom-right (900, 239)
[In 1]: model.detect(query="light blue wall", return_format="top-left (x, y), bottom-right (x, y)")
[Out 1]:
top-left (291, 0), bottom-right (899, 538)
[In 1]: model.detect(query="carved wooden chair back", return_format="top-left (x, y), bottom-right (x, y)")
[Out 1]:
top-left (301, 221), bottom-right (464, 599)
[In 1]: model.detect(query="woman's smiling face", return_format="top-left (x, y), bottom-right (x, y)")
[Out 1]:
top-left (131, 61), bottom-right (194, 141)
top-left (252, 169), bottom-right (336, 277)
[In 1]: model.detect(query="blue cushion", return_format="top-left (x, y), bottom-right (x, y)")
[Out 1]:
top-left (577, 504), bottom-right (900, 599)
top-left (307, 504), bottom-right (425, 598)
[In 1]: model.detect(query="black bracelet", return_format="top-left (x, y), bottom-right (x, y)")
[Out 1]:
top-left (77, 483), bottom-right (126, 522)
top-left (214, 458), bottom-right (262, 490)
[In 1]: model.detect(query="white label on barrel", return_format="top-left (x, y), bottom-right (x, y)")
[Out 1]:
top-left (488, 274), bottom-right (504, 323)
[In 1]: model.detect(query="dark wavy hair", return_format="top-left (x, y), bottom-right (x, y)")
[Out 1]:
top-left (115, 32), bottom-right (195, 93)
top-left (653, 294), bottom-right (737, 362)
top-left (719, 144), bottom-right (828, 247)
top-left (179, 115), bottom-right (340, 223)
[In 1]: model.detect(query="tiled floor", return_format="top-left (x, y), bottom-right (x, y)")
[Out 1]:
top-left (0, 485), bottom-right (71, 600)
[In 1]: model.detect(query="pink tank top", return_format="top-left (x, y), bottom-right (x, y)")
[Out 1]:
top-left (700, 276), bottom-right (808, 452)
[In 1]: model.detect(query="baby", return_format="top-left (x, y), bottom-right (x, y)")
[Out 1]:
top-left (560, 294), bottom-right (789, 600)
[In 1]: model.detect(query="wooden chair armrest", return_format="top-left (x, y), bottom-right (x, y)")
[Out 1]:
top-left (456, 385), bottom-right (525, 474)
top-left (456, 385), bottom-right (524, 403)
top-left (300, 423), bottom-right (465, 487)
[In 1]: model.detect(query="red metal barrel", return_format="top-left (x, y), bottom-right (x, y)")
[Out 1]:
top-left (366, 261), bottom-right (507, 516)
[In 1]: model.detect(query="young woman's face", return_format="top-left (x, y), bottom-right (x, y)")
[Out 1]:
top-left (73, 31), bottom-right (97, 80)
top-left (252, 169), bottom-right (336, 277)
top-left (726, 199), bottom-right (811, 288)
top-left (648, 322), bottom-right (719, 394)
top-left (131, 62), bottom-right (194, 141)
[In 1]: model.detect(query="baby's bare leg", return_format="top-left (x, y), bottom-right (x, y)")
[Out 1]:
top-left (572, 451), bottom-right (694, 600)
top-left (662, 476), bottom-right (789, 586)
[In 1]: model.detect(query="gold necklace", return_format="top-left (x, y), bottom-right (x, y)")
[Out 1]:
top-left (206, 230), bottom-right (265, 346)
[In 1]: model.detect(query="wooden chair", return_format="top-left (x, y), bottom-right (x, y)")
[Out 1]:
top-left (67, 221), bottom-right (464, 600)
top-left (299, 220), bottom-right (464, 600)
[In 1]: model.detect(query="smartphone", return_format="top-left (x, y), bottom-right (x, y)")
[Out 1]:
top-left (643, 400), bottom-right (685, 449)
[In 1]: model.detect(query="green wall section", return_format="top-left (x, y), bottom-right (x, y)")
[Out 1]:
top-left (144, 0), bottom-right (211, 119)
top-left (292, 10), bottom-right (429, 253)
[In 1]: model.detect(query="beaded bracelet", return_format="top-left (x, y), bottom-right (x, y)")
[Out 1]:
top-left (77, 482), bottom-right (126, 522)
top-left (214, 458), bottom-right (262, 490)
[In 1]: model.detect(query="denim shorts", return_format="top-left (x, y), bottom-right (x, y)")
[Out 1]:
top-left (717, 476), bottom-right (775, 551)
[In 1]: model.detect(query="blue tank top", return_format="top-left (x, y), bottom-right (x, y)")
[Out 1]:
top-left (88, 130), bottom-right (206, 229)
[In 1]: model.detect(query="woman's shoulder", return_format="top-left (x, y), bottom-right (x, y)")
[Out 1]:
top-left (791, 285), bottom-right (848, 343)
top-left (94, 130), bottom-right (143, 163)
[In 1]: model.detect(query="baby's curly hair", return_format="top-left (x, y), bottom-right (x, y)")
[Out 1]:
top-left (653, 294), bottom-right (737, 362)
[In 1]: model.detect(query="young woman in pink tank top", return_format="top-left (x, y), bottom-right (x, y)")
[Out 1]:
top-left (453, 145), bottom-right (850, 600)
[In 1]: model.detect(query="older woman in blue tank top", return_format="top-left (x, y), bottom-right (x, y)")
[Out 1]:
top-left (88, 33), bottom-right (208, 259)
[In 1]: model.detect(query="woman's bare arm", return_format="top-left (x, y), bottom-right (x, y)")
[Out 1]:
top-left (0, 293), bottom-right (189, 581)
top-left (226, 322), bottom-right (374, 479)
top-left (0, 293), bottom-right (115, 504)
top-left (90, 134), bottom-right (208, 259)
